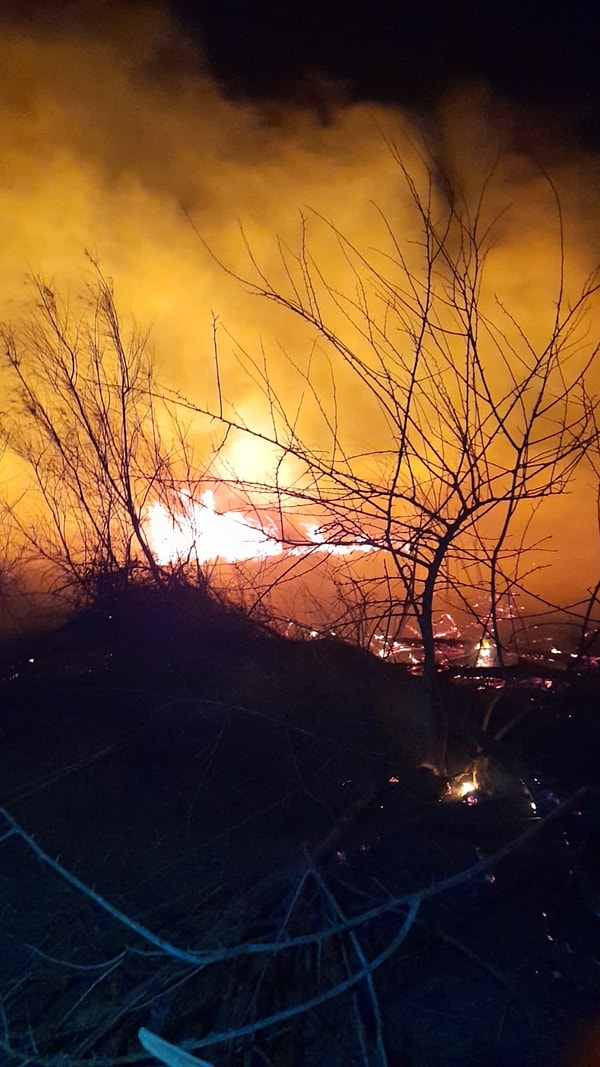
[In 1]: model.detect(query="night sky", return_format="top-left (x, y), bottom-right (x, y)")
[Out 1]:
top-left (8, 1), bottom-right (600, 117)
top-left (166, 1), bottom-right (600, 132)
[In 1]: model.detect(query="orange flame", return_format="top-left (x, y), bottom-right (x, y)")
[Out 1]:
top-left (145, 491), bottom-right (377, 564)
top-left (146, 491), bottom-right (283, 564)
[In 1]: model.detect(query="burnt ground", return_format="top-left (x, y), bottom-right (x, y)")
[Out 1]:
top-left (0, 584), bottom-right (599, 1067)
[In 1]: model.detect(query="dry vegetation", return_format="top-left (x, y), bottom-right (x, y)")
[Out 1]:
top-left (1, 167), bottom-right (600, 1065)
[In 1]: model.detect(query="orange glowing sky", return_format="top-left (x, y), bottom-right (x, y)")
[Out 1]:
top-left (1, 0), bottom-right (599, 611)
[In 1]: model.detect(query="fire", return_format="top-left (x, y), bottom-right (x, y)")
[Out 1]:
top-left (459, 778), bottom-right (478, 798)
top-left (0, 3), bottom-right (598, 624)
top-left (145, 491), bottom-right (377, 565)
top-left (300, 524), bottom-right (377, 557)
top-left (145, 491), bottom-right (283, 565)
top-left (475, 637), bottom-right (498, 667)
top-left (443, 768), bottom-right (480, 802)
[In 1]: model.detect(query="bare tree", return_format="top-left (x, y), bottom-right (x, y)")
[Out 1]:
top-left (1, 263), bottom-right (183, 601)
top-left (569, 402), bottom-right (600, 665)
top-left (0, 443), bottom-right (23, 634)
top-left (179, 161), bottom-right (600, 769)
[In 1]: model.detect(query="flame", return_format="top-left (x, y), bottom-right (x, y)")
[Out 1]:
top-left (145, 491), bottom-right (377, 564)
top-left (299, 524), bottom-right (377, 557)
top-left (146, 491), bottom-right (283, 564)
top-left (459, 778), bottom-right (478, 798)
top-left (475, 637), bottom-right (498, 667)
top-left (443, 767), bottom-right (480, 802)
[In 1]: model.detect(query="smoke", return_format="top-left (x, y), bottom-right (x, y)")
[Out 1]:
top-left (0, 0), bottom-right (599, 609)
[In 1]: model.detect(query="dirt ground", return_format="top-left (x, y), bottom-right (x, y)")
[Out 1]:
top-left (1, 599), bottom-right (599, 1066)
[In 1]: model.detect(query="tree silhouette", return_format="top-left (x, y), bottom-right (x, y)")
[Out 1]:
top-left (1, 264), bottom-right (178, 599)
top-left (180, 161), bottom-right (600, 768)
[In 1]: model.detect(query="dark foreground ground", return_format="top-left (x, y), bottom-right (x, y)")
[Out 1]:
top-left (0, 585), bottom-right (599, 1067)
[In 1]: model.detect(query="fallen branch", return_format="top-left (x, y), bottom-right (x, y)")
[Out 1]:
top-left (0, 787), bottom-right (590, 968)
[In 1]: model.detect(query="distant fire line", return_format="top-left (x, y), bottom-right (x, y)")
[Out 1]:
top-left (145, 491), bottom-right (377, 565)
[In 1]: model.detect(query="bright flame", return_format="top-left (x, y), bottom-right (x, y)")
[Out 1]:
top-left (459, 778), bottom-right (478, 797)
top-left (145, 492), bottom-right (377, 564)
top-left (475, 636), bottom-right (498, 667)
top-left (443, 767), bottom-right (480, 802)
top-left (146, 492), bottom-right (282, 564)
top-left (301, 524), bottom-right (376, 557)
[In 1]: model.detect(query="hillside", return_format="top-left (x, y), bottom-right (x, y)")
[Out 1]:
top-left (0, 582), bottom-right (599, 1066)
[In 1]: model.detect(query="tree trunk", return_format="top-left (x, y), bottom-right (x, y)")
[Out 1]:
top-left (418, 580), bottom-right (448, 774)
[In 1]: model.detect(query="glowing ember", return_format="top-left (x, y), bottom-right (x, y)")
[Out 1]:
top-left (443, 768), bottom-right (480, 802)
top-left (475, 636), bottom-right (498, 667)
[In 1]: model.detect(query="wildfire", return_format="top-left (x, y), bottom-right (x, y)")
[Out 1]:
top-left (145, 492), bottom-right (377, 565)
top-left (145, 491), bottom-right (283, 565)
